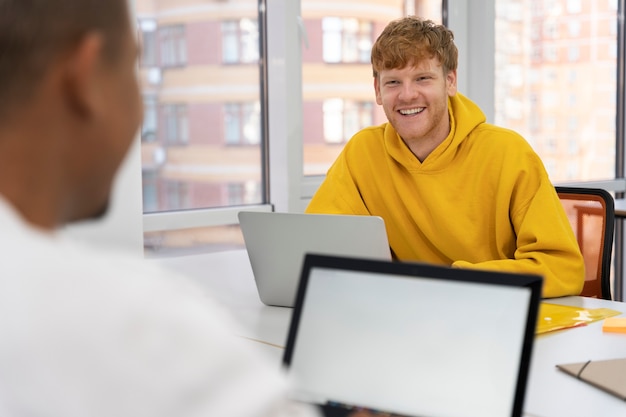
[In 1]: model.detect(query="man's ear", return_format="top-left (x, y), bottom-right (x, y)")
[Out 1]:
top-left (61, 33), bottom-right (105, 119)
top-left (446, 69), bottom-right (458, 97)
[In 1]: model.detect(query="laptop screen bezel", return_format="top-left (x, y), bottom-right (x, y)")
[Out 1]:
top-left (282, 253), bottom-right (543, 417)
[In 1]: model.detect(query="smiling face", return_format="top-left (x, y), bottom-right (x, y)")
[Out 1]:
top-left (374, 57), bottom-right (457, 157)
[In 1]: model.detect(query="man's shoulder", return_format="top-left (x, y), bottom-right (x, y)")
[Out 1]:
top-left (346, 123), bottom-right (389, 148)
top-left (351, 122), bottom-right (386, 140)
top-left (470, 123), bottom-right (533, 150)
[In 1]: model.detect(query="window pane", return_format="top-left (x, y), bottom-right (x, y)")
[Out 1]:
top-left (303, 0), bottom-right (443, 176)
top-left (136, 1), bottom-right (264, 213)
top-left (495, 0), bottom-right (617, 182)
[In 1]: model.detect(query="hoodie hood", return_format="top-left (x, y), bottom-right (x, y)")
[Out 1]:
top-left (384, 92), bottom-right (486, 170)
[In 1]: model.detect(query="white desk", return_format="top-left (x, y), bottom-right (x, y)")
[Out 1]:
top-left (154, 249), bottom-right (626, 417)
top-left (153, 250), bottom-right (291, 353)
top-left (524, 296), bottom-right (626, 417)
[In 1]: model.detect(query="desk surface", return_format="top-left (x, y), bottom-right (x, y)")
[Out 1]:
top-left (154, 249), bottom-right (626, 417)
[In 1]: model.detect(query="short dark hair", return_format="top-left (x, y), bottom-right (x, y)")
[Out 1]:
top-left (371, 16), bottom-right (458, 78)
top-left (0, 0), bottom-right (130, 118)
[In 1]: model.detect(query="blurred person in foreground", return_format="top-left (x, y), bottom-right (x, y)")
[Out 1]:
top-left (0, 0), bottom-right (320, 415)
top-left (306, 16), bottom-right (584, 298)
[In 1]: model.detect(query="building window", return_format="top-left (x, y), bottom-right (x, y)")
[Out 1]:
top-left (542, 91), bottom-right (558, 108)
top-left (162, 104), bottom-right (189, 146)
top-left (544, 21), bottom-right (558, 39)
top-left (568, 69), bottom-right (577, 83)
top-left (568, 116), bottom-right (579, 132)
top-left (531, 45), bottom-right (542, 62)
top-left (224, 102), bottom-right (261, 145)
top-left (566, 161), bottom-right (578, 179)
top-left (568, 20), bottom-right (581, 37)
top-left (566, 0), bottom-right (582, 13)
top-left (610, 40), bottom-right (618, 59)
top-left (546, 137), bottom-right (557, 153)
top-left (323, 99), bottom-right (373, 144)
top-left (142, 96), bottom-right (158, 143)
top-left (568, 138), bottom-right (579, 154)
top-left (322, 17), bottom-right (372, 64)
top-left (159, 25), bottom-right (187, 67)
top-left (164, 181), bottom-right (191, 211)
top-left (531, 23), bottom-right (541, 40)
top-left (139, 20), bottom-right (158, 67)
top-left (142, 170), bottom-right (159, 213)
top-left (544, 69), bottom-right (558, 82)
top-left (227, 181), bottom-right (261, 205)
top-left (222, 19), bottom-right (259, 64)
top-left (568, 46), bottom-right (580, 62)
top-left (544, 45), bottom-right (558, 62)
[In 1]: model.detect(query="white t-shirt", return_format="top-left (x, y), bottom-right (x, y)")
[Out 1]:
top-left (0, 197), bottom-right (319, 417)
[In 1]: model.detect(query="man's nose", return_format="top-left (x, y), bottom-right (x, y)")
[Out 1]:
top-left (398, 83), bottom-right (419, 101)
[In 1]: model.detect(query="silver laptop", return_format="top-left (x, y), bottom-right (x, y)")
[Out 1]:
top-left (283, 254), bottom-right (543, 417)
top-left (238, 211), bottom-right (391, 307)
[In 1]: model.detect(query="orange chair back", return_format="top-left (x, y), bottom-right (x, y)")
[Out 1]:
top-left (555, 186), bottom-right (614, 299)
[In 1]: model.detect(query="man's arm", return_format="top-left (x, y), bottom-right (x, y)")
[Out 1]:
top-left (452, 181), bottom-right (585, 298)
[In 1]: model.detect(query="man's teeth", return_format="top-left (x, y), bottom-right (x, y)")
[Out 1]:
top-left (399, 108), bottom-right (424, 115)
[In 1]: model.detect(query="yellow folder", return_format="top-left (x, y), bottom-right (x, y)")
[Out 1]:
top-left (536, 303), bottom-right (621, 334)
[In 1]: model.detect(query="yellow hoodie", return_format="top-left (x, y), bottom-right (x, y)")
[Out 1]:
top-left (306, 93), bottom-right (584, 298)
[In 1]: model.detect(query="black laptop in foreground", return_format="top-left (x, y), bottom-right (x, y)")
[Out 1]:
top-left (283, 254), bottom-right (543, 417)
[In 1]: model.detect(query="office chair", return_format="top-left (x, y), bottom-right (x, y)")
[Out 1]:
top-left (555, 186), bottom-right (615, 300)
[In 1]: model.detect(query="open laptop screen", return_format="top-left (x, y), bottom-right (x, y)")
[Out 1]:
top-left (283, 254), bottom-right (542, 417)
top-left (238, 212), bottom-right (391, 307)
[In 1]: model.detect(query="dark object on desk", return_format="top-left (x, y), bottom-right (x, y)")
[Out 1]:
top-left (555, 186), bottom-right (615, 300)
top-left (284, 253), bottom-right (543, 417)
top-left (557, 358), bottom-right (626, 400)
top-left (320, 402), bottom-right (409, 417)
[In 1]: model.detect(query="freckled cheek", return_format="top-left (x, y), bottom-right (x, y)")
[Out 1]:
top-left (382, 95), bottom-right (399, 112)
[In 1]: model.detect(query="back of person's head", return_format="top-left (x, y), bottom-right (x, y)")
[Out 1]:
top-left (0, 0), bottom-right (141, 228)
top-left (0, 0), bottom-right (130, 120)
top-left (371, 16), bottom-right (458, 78)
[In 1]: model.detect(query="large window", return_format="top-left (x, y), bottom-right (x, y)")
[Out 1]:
top-left (136, 2), bottom-right (264, 217)
top-left (135, 0), bottom-right (625, 270)
top-left (495, 0), bottom-right (617, 182)
top-left (137, 0), bottom-right (444, 252)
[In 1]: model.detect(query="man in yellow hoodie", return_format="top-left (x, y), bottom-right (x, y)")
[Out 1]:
top-left (306, 16), bottom-right (584, 298)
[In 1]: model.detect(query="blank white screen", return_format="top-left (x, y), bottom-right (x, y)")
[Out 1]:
top-left (288, 267), bottom-right (532, 417)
